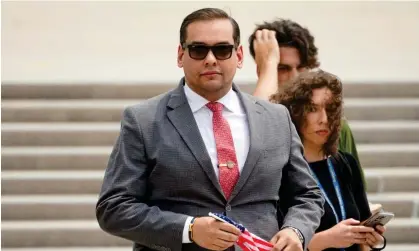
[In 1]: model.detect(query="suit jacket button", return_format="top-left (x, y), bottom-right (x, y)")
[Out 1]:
top-left (226, 204), bottom-right (232, 211)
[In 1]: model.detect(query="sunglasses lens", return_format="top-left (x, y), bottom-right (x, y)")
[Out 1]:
top-left (212, 45), bottom-right (233, 60)
top-left (187, 44), bottom-right (234, 60)
top-left (189, 45), bottom-right (210, 60)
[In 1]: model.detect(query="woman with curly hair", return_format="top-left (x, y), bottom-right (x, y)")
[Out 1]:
top-left (270, 70), bottom-right (387, 251)
top-left (248, 19), bottom-right (366, 189)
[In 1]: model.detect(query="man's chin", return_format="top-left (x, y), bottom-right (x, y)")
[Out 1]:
top-left (205, 85), bottom-right (225, 93)
top-left (202, 79), bottom-right (224, 87)
top-left (201, 81), bottom-right (230, 94)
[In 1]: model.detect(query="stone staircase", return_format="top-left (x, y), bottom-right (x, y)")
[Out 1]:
top-left (2, 82), bottom-right (419, 251)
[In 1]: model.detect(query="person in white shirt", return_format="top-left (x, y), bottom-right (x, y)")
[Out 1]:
top-left (96, 8), bottom-right (324, 251)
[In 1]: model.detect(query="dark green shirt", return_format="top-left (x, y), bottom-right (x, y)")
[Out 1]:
top-left (338, 119), bottom-right (366, 187)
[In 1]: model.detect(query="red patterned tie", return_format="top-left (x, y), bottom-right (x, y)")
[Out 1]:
top-left (206, 102), bottom-right (239, 199)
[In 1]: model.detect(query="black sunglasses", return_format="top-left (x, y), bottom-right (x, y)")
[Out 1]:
top-left (184, 44), bottom-right (235, 60)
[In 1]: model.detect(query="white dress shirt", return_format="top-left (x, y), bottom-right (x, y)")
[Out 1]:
top-left (181, 83), bottom-right (250, 243)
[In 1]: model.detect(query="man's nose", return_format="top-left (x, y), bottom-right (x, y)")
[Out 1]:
top-left (204, 49), bottom-right (217, 65)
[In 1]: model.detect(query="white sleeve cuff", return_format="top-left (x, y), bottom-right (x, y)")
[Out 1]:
top-left (182, 216), bottom-right (194, 243)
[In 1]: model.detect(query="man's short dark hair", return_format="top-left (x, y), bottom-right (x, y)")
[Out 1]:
top-left (180, 8), bottom-right (241, 48)
top-left (248, 19), bottom-right (320, 69)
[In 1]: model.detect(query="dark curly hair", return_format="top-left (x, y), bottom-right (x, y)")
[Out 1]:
top-left (248, 19), bottom-right (319, 69)
top-left (270, 70), bottom-right (343, 156)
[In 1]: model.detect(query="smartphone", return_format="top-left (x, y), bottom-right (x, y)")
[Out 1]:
top-left (362, 211), bottom-right (395, 227)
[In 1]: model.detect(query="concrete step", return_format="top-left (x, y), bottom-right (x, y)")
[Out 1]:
top-left (1, 146), bottom-right (110, 171)
top-left (3, 168), bottom-right (419, 195)
top-left (365, 168), bottom-right (419, 193)
top-left (3, 192), bottom-right (419, 221)
top-left (0, 82), bottom-right (177, 100)
top-left (367, 192), bottom-right (419, 218)
top-left (357, 144), bottom-right (419, 167)
top-left (1, 220), bottom-right (130, 247)
top-left (2, 123), bottom-right (119, 146)
top-left (2, 98), bottom-right (419, 122)
top-left (1, 219), bottom-right (417, 247)
top-left (2, 195), bottom-right (98, 220)
top-left (2, 82), bottom-right (419, 99)
top-left (385, 219), bottom-right (419, 243)
top-left (3, 121), bottom-right (419, 146)
top-left (349, 121), bottom-right (419, 144)
top-left (1, 100), bottom-right (137, 122)
top-left (343, 98), bottom-right (419, 121)
top-left (2, 145), bottom-right (419, 171)
top-left (1, 171), bottom-right (103, 195)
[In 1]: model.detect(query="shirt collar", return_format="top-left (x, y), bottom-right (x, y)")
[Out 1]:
top-left (183, 83), bottom-right (241, 114)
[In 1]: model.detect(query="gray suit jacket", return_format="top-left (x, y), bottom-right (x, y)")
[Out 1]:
top-left (96, 78), bottom-right (324, 251)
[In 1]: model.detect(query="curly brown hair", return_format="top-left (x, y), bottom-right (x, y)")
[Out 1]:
top-left (248, 19), bottom-right (319, 69)
top-left (270, 70), bottom-right (343, 156)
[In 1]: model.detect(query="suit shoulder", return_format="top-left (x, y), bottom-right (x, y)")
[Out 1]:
top-left (241, 92), bottom-right (288, 114)
top-left (124, 89), bottom-right (172, 115)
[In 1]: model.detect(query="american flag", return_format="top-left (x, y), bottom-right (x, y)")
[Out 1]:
top-left (209, 212), bottom-right (274, 251)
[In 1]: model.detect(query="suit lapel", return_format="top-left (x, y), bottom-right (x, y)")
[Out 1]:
top-left (229, 86), bottom-right (266, 201)
top-left (166, 79), bottom-right (224, 197)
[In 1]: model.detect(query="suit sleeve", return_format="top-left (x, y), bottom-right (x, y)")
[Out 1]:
top-left (278, 106), bottom-right (325, 249)
top-left (96, 106), bottom-right (189, 251)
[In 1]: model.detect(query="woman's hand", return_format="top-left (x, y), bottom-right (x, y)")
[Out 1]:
top-left (365, 225), bottom-right (386, 248)
top-left (325, 218), bottom-right (375, 249)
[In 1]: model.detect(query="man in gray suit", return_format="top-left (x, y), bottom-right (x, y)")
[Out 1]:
top-left (96, 7), bottom-right (324, 251)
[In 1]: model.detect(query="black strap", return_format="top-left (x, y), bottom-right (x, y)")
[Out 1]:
top-left (370, 235), bottom-right (387, 251)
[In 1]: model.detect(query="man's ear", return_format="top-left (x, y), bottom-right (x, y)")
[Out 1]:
top-left (177, 44), bottom-right (184, 68)
top-left (236, 45), bottom-right (244, 69)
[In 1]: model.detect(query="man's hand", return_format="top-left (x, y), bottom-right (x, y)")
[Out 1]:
top-left (253, 29), bottom-right (280, 71)
top-left (270, 228), bottom-right (303, 251)
top-left (252, 29), bottom-right (280, 99)
top-left (191, 217), bottom-right (241, 251)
